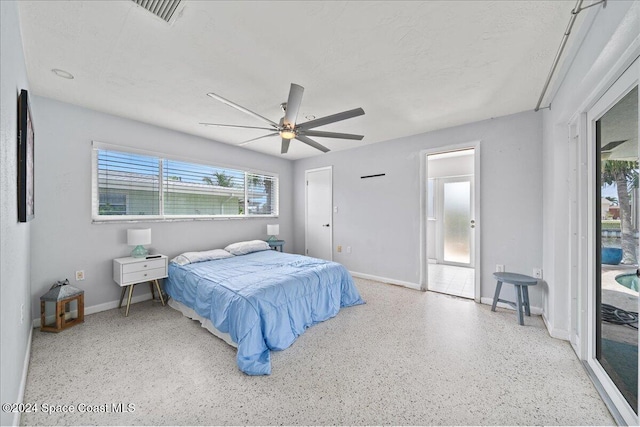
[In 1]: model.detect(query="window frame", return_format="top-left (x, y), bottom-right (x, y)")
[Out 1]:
top-left (91, 141), bottom-right (279, 223)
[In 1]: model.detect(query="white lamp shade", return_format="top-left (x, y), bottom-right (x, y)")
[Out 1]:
top-left (267, 224), bottom-right (279, 236)
top-left (127, 228), bottom-right (151, 246)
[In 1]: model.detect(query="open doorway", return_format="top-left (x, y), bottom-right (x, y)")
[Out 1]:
top-left (425, 148), bottom-right (477, 299)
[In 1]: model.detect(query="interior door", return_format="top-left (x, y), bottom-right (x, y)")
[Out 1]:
top-left (305, 167), bottom-right (333, 260)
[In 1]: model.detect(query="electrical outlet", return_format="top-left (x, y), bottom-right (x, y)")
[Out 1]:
top-left (20, 304), bottom-right (24, 324)
top-left (337, 245), bottom-right (342, 253)
top-left (346, 246), bottom-right (351, 254)
top-left (496, 264), bottom-right (505, 273)
top-left (533, 268), bottom-right (543, 279)
top-left (334, 206), bottom-right (338, 213)
top-left (75, 270), bottom-right (85, 281)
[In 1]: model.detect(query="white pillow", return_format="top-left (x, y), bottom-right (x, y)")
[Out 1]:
top-left (171, 249), bottom-right (234, 266)
top-left (224, 240), bottom-right (271, 256)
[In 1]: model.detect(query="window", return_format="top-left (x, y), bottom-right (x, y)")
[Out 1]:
top-left (163, 159), bottom-right (245, 216)
top-left (247, 173), bottom-right (278, 215)
top-left (99, 193), bottom-right (127, 215)
top-left (92, 142), bottom-right (279, 221)
top-left (96, 150), bottom-right (160, 217)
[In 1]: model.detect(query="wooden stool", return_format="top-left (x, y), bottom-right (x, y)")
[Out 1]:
top-left (491, 272), bottom-right (538, 325)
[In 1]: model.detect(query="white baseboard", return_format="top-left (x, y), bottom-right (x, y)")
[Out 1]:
top-left (350, 271), bottom-right (421, 291)
top-left (479, 296), bottom-right (543, 316)
top-left (84, 292), bottom-right (154, 316)
top-left (32, 292), bottom-right (153, 328)
top-left (14, 323), bottom-right (34, 427)
top-left (542, 313), bottom-right (571, 341)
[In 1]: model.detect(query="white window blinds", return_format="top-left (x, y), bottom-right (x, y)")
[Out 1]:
top-left (163, 159), bottom-right (245, 216)
top-left (247, 173), bottom-right (278, 215)
top-left (97, 150), bottom-right (160, 216)
top-left (92, 143), bottom-right (278, 221)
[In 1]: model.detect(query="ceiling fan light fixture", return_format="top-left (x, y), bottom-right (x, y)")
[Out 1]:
top-left (279, 129), bottom-right (296, 140)
top-left (204, 83), bottom-right (365, 154)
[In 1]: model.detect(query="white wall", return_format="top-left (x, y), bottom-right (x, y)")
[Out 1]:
top-left (541, 0), bottom-right (637, 339)
top-left (0, 1), bottom-right (33, 425)
top-left (30, 96), bottom-right (293, 317)
top-left (293, 110), bottom-right (543, 305)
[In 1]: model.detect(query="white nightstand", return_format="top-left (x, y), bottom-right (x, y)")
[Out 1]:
top-left (113, 255), bottom-right (168, 316)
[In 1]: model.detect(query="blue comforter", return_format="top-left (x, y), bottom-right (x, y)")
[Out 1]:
top-left (164, 250), bottom-right (364, 375)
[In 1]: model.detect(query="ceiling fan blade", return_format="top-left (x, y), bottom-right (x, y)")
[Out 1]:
top-left (283, 83), bottom-right (304, 127)
top-left (296, 107), bottom-right (365, 131)
top-left (299, 130), bottom-right (364, 140)
top-left (200, 123), bottom-right (275, 131)
top-left (295, 135), bottom-right (330, 153)
top-left (207, 92), bottom-right (279, 128)
top-left (281, 138), bottom-right (291, 154)
top-left (238, 133), bottom-right (279, 146)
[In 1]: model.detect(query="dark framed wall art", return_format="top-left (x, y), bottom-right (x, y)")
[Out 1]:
top-left (17, 89), bottom-right (34, 222)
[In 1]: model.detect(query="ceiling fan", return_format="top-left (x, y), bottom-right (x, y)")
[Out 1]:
top-left (200, 83), bottom-right (365, 154)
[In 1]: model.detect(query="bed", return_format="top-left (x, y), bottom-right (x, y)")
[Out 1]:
top-left (164, 244), bottom-right (364, 375)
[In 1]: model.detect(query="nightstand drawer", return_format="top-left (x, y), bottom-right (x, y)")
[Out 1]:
top-left (122, 258), bottom-right (165, 274)
top-left (122, 267), bottom-right (166, 285)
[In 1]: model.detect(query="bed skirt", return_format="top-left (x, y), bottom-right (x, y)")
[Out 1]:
top-left (167, 298), bottom-right (238, 348)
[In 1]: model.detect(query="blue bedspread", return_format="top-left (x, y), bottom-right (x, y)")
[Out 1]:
top-left (164, 250), bottom-right (364, 375)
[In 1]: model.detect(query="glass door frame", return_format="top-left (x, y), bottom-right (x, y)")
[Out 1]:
top-left (585, 58), bottom-right (639, 425)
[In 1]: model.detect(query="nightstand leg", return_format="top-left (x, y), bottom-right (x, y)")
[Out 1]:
top-left (154, 279), bottom-right (165, 306)
top-left (149, 282), bottom-right (155, 300)
top-left (118, 287), bottom-right (126, 309)
top-left (125, 285), bottom-right (134, 317)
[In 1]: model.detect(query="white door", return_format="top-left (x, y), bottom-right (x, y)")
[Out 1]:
top-left (305, 167), bottom-right (333, 260)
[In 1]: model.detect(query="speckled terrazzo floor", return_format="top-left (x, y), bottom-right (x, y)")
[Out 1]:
top-left (21, 278), bottom-right (615, 426)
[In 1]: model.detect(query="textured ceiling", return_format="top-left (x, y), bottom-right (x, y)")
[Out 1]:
top-left (18, 1), bottom-right (582, 159)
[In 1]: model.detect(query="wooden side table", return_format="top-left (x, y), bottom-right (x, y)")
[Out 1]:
top-left (266, 240), bottom-right (285, 252)
top-left (113, 255), bottom-right (168, 316)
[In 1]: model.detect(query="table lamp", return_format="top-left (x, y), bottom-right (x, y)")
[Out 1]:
top-left (127, 228), bottom-right (151, 258)
top-left (267, 224), bottom-right (279, 242)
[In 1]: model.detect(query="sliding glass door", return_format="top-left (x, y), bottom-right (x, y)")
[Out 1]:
top-left (597, 85), bottom-right (638, 413)
top-left (589, 58), bottom-right (638, 424)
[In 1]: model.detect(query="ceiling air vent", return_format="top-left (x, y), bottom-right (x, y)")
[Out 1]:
top-left (131, 0), bottom-right (182, 23)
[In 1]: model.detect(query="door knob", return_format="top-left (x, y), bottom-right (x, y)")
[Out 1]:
top-left (322, 224), bottom-right (330, 227)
